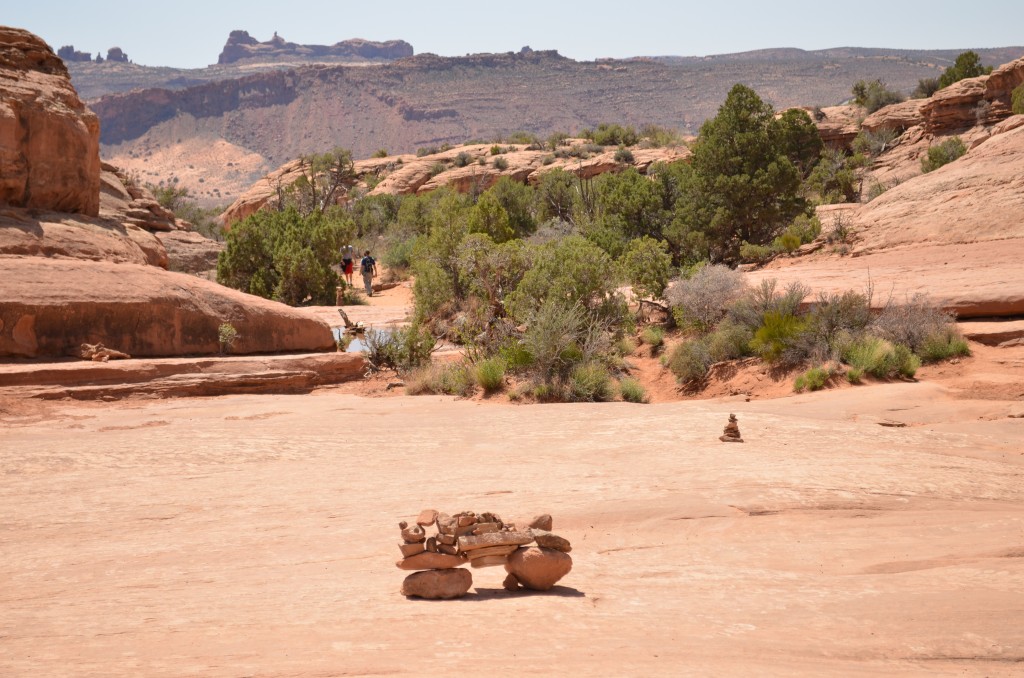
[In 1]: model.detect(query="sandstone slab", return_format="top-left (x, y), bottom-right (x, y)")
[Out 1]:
top-left (396, 552), bottom-right (467, 571)
top-left (457, 531), bottom-right (534, 552)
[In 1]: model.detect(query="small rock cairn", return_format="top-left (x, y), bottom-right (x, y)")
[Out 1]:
top-left (720, 413), bottom-right (744, 443)
top-left (397, 509), bottom-right (573, 599)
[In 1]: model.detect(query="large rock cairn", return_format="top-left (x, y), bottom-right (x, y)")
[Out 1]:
top-left (396, 510), bottom-right (573, 599)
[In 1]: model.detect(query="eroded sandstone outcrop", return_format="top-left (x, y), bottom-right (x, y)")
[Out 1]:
top-left (0, 27), bottom-right (100, 215)
top-left (217, 30), bottom-right (413, 65)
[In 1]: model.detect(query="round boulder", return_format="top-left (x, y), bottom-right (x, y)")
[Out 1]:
top-left (401, 568), bottom-right (473, 599)
top-left (505, 546), bottom-right (573, 591)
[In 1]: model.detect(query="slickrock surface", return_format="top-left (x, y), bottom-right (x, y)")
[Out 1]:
top-left (400, 569), bottom-right (473, 599)
top-left (1, 384), bottom-right (1021, 675)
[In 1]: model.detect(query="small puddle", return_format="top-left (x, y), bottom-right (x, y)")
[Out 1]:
top-left (332, 327), bottom-right (390, 353)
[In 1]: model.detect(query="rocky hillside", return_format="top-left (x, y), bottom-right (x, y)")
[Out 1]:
top-left (90, 46), bottom-right (1020, 207)
top-left (0, 27), bottom-right (335, 359)
top-left (746, 56), bottom-right (1024, 319)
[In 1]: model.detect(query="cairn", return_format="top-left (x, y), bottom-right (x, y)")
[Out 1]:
top-left (396, 510), bottom-right (573, 599)
top-left (719, 413), bottom-right (744, 443)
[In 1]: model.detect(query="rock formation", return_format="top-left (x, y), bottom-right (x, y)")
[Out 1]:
top-left (217, 30), bottom-right (413, 65)
top-left (720, 414), bottom-right (744, 443)
top-left (0, 27), bottom-right (100, 215)
top-left (396, 510), bottom-right (573, 599)
top-left (0, 27), bottom-right (335, 359)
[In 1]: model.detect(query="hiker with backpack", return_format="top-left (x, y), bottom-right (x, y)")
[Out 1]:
top-left (360, 250), bottom-right (377, 296)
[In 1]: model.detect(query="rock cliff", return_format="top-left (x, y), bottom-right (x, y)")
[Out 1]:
top-left (0, 27), bottom-right (100, 215)
top-left (217, 30), bottom-right (413, 64)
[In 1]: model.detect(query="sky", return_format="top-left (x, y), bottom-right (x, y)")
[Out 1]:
top-left (6, 1), bottom-right (1024, 68)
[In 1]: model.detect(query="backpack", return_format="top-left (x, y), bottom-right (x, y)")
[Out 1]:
top-left (360, 256), bottom-right (374, 274)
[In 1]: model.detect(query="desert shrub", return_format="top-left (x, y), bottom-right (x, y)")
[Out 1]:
top-left (412, 261), bottom-right (456, 322)
top-left (506, 131), bottom-right (540, 146)
top-left (542, 154), bottom-right (555, 165)
top-left (1013, 85), bottom-right (1024, 115)
top-left (641, 326), bottom-right (665, 350)
top-left (872, 294), bottom-right (957, 353)
top-left (824, 211), bottom-right (853, 245)
top-left (852, 127), bottom-right (899, 157)
top-left (786, 214), bottom-right (821, 244)
top-left (794, 365), bottom-right (833, 392)
top-left (640, 124), bottom-right (683, 147)
top-left (806, 146), bottom-right (863, 203)
top-left (774, 231), bottom-right (802, 253)
top-left (417, 145), bottom-right (440, 157)
top-left (584, 123), bottom-right (639, 147)
top-left (428, 162), bottom-right (447, 177)
top-left (866, 180), bottom-right (889, 202)
top-left (846, 367), bottom-right (863, 384)
top-left (614, 146), bottom-right (635, 163)
top-left (615, 336), bottom-right (638, 357)
top-left (619, 377), bottom-right (648, 403)
top-left (739, 241), bottom-right (776, 264)
top-left (797, 290), bottom-right (873, 361)
top-left (750, 312), bottom-right (809, 365)
top-left (406, 362), bottom-right (476, 396)
top-left (453, 151), bottom-right (472, 167)
top-left (493, 157), bottom-right (509, 170)
top-left (852, 79), bottom-right (905, 113)
top-left (666, 264), bottom-right (747, 332)
top-left (917, 327), bottom-right (971, 363)
top-left (912, 78), bottom-right (941, 99)
top-left (921, 137), bottom-right (967, 173)
top-left (567, 362), bottom-right (615, 402)
top-left (727, 278), bottom-right (809, 332)
top-left (668, 339), bottom-right (712, 384)
top-left (938, 51), bottom-right (993, 90)
top-left (474, 357), bottom-right (507, 393)
top-left (218, 322), bottom-right (238, 354)
top-left (842, 337), bottom-right (918, 379)
top-left (706, 320), bottom-right (752, 362)
top-left (363, 323), bottom-right (437, 372)
top-left (372, 148), bottom-right (389, 158)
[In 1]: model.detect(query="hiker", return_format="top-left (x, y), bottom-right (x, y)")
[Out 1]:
top-left (342, 245), bottom-right (355, 286)
top-left (360, 250), bottom-right (377, 296)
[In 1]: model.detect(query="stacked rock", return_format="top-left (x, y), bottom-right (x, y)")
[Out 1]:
top-left (719, 413), bottom-right (744, 443)
top-left (396, 510), bottom-right (573, 599)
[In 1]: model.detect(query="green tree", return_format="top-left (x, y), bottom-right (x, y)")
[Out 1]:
top-left (535, 168), bottom-right (578, 223)
top-left (619, 236), bottom-right (673, 303)
top-left (217, 207), bottom-right (354, 305)
top-left (938, 51), bottom-right (993, 90)
top-left (593, 168), bottom-right (665, 240)
top-left (275, 148), bottom-right (356, 215)
top-left (487, 177), bottom-right (537, 238)
top-left (675, 84), bottom-right (809, 262)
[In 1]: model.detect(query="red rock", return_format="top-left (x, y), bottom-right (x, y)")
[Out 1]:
top-left (457, 531), bottom-right (534, 552)
top-left (505, 546), bottom-right (573, 591)
top-left (531, 530), bottom-right (572, 553)
top-left (395, 552), bottom-right (467, 571)
top-left (0, 258), bottom-right (336, 357)
top-left (528, 514), bottom-right (553, 531)
top-left (399, 542), bottom-right (425, 557)
top-left (0, 28), bottom-right (100, 215)
top-left (415, 509), bottom-right (438, 526)
top-left (400, 568), bottom-right (472, 599)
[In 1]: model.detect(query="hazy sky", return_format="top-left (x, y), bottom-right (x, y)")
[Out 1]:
top-left (7, 1), bottom-right (1024, 68)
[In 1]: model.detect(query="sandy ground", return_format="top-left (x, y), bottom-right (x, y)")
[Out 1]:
top-left (2, 359), bottom-right (1023, 675)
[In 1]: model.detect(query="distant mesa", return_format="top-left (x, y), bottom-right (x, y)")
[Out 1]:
top-left (57, 45), bottom-right (130, 64)
top-left (217, 29), bottom-right (413, 64)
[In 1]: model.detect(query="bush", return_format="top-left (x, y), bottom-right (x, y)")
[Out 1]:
top-left (641, 325), bottom-right (665, 350)
top-left (428, 162), bottom-right (447, 177)
top-left (417, 145), bottom-right (440, 157)
top-left (619, 377), bottom-right (648, 403)
top-left (794, 365), bottom-right (833, 392)
top-left (917, 327), bottom-right (971, 363)
top-left (727, 278), bottom-right (809, 331)
top-left (453, 151), bottom-right (472, 167)
top-left (406, 362), bottom-right (475, 396)
top-left (852, 79), bottom-right (905, 113)
top-left (615, 336), bottom-right (638, 357)
top-left (750, 312), bottom-right (808, 365)
top-left (668, 339), bottom-right (712, 384)
top-left (846, 367), bottom-right (863, 384)
top-left (707, 320), bottom-right (752, 362)
top-left (493, 157), bottom-right (509, 170)
top-left (852, 128), bottom-right (899, 157)
top-left (842, 337), bottom-right (918, 379)
top-left (666, 264), bottom-right (746, 332)
top-left (363, 323), bottom-right (437, 372)
top-left (372, 148), bottom-right (389, 158)
top-left (1013, 85), bottom-right (1024, 115)
top-left (475, 357), bottom-right (506, 393)
top-left (872, 294), bottom-right (957, 353)
top-left (614, 146), bottom-right (635, 163)
top-left (620, 236), bottom-right (673, 301)
top-left (739, 241), bottom-right (776, 264)
top-left (218, 322), bottom-right (238, 354)
top-left (567, 362), bottom-right (614, 402)
top-left (921, 137), bottom-right (966, 173)
top-left (584, 123), bottom-right (639, 147)
top-left (912, 78), bottom-right (940, 99)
